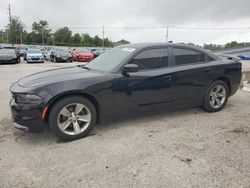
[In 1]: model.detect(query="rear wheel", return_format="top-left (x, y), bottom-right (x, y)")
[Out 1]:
top-left (202, 80), bottom-right (229, 112)
top-left (49, 96), bottom-right (97, 140)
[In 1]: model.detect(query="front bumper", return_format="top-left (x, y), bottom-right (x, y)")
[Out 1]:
top-left (78, 56), bottom-right (93, 62)
top-left (56, 56), bottom-right (72, 62)
top-left (10, 99), bottom-right (45, 133)
top-left (27, 58), bottom-right (44, 63)
top-left (0, 59), bottom-right (18, 64)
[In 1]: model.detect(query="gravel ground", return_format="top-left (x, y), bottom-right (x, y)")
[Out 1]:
top-left (0, 60), bottom-right (250, 188)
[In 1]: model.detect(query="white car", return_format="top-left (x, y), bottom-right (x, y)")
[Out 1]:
top-left (26, 49), bottom-right (44, 63)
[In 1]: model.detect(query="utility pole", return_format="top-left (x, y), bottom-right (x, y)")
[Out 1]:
top-left (8, 4), bottom-right (12, 26)
top-left (20, 31), bottom-right (22, 44)
top-left (8, 4), bottom-right (12, 44)
top-left (5, 26), bottom-right (9, 43)
top-left (166, 25), bottom-right (169, 42)
top-left (102, 26), bottom-right (104, 47)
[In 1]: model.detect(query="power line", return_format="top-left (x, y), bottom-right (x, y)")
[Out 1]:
top-left (2, 25), bottom-right (250, 31)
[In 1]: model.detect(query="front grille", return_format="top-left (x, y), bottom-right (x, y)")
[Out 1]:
top-left (31, 58), bottom-right (40, 60)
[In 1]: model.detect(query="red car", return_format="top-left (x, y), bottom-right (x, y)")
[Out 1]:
top-left (72, 48), bottom-right (94, 62)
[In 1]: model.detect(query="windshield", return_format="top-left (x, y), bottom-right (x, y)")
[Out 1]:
top-left (0, 49), bottom-right (16, 55)
top-left (85, 47), bottom-right (134, 72)
top-left (28, 49), bottom-right (41, 54)
top-left (77, 48), bottom-right (89, 53)
top-left (54, 49), bottom-right (68, 53)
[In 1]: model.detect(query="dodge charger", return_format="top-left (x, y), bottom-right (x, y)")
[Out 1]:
top-left (9, 43), bottom-right (242, 140)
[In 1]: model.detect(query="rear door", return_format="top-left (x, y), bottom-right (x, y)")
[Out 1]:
top-left (169, 47), bottom-right (215, 103)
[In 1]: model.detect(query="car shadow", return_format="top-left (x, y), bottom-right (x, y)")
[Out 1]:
top-left (8, 105), bottom-right (206, 145)
top-left (96, 105), bottom-right (204, 131)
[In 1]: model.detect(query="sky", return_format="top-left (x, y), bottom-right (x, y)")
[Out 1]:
top-left (0, 0), bottom-right (250, 45)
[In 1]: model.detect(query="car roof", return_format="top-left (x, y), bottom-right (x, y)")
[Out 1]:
top-left (119, 42), bottom-right (202, 50)
top-left (119, 42), bottom-right (219, 59)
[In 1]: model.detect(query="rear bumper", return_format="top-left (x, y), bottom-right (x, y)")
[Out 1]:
top-left (10, 99), bottom-right (45, 133)
top-left (230, 83), bottom-right (240, 96)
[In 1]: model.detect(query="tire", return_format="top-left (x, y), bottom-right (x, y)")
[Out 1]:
top-left (202, 80), bottom-right (229, 112)
top-left (49, 96), bottom-right (97, 141)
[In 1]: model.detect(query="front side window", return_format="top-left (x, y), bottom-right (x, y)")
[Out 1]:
top-left (129, 48), bottom-right (169, 70)
top-left (173, 48), bottom-right (206, 65)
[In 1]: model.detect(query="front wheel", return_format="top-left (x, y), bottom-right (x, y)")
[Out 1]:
top-left (202, 80), bottom-right (229, 112)
top-left (49, 96), bottom-right (97, 140)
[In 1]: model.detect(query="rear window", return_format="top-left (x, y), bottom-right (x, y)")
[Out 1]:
top-left (173, 48), bottom-right (206, 65)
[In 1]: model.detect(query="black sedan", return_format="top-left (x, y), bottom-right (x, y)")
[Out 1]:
top-left (50, 48), bottom-right (72, 62)
top-left (0, 48), bottom-right (20, 64)
top-left (9, 43), bottom-right (242, 140)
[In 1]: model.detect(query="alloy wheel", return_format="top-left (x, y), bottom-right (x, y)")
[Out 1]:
top-left (57, 103), bottom-right (91, 135)
top-left (209, 84), bottom-right (227, 109)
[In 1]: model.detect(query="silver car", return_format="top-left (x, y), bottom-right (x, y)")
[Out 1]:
top-left (26, 49), bottom-right (44, 63)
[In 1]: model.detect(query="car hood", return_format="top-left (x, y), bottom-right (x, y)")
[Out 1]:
top-left (0, 55), bottom-right (15, 60)
top-left (79, 52), bottom-right (93, 56)
top-left (56, 52), bottom-right (69, 56)
top-left (27, 53), bottom-right (43, 57)
top-left (18, 66), bottom-right (104, 88)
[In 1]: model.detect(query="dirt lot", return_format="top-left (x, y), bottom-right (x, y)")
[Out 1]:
top-left (0, 60), bottom-right (250, 188)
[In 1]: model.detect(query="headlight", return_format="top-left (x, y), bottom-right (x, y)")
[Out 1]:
top-left (15, 94), bottom-right (43, 104)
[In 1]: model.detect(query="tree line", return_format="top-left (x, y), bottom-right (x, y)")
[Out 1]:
top-left (1, 16), bottom-right (250, 50)
top-left (0, 17), bottom-right (129, 47)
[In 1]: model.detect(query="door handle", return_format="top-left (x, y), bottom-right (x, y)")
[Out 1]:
top-left (202, 68), bottom-right (213, 73)
top-left (162, 75), bottom-right (172, 81)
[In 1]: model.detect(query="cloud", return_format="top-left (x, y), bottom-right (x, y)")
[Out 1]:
top-left (0, 0), bottom-right (250, 44)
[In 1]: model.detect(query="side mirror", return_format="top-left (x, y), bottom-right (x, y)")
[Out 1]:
top-left (122, 64), bottom-right (138, 74)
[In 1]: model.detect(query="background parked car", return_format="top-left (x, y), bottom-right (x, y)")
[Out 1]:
top-left (90, 48), bottom-right (101, 58)
top-left (72, 48), bottom-right (94, 62)
top-left (18, 48), bottom-right (26, 57)
top-left (43, 49), bottom-right (51, 60)
top-left (50, 48), bottom-right (72, 62)
top-left (0, 48), bottom-right (20, 64)
top-left (26, 49), bottom-right (44, 63)
top-left (238, 54), bottom-right (250, 60)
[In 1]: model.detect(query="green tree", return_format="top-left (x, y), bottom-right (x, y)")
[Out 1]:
top-left (224, 41), bottom-right (239, 49)
top-left (113, 39), bottom-right (130, 46)
top-left (71, 33), bottom-right (81, 46)
top-left (7, 16), bottom-right (25, 44)
top-left (31, 20), bottom-right (51, 45)
top-left (54, 27), bottom-right (72, 46)
top-left (81, 33), bottom-right (93, 46)
top-left (0, 30), bottom-right (6, 43)
top-left (93, 35), bottom-right (102, 47)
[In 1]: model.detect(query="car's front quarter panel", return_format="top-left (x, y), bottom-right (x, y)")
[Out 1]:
top-left (9, 82), bottom-right (52, 132)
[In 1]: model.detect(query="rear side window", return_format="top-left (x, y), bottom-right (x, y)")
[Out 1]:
top-left (173, 48), bottom-right (206, 65)
top-left (129, 48), bottom-right (169, 70)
